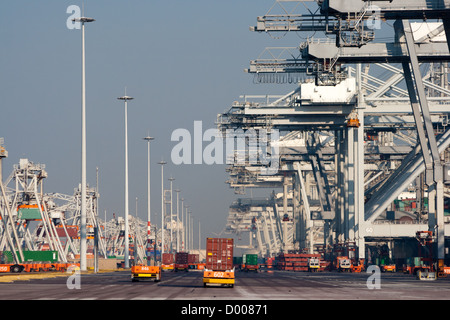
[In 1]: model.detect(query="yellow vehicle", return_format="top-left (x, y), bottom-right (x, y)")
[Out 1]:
top-left (380, 257), bottom-right (396, 273)
top-left (336, 256), bottom-right (351, 272)
top-left (308, 257), bottom-right (320, 272)
top-left (131, 265), bottom-right (161, 282)
top-left (161, 264), bottom-right (174, 271)
top-left (381, 264), bottom-right (396, 272)
top-left (203, 268), bottom-right (235, 288)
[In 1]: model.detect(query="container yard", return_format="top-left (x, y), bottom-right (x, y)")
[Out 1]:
top-left (2, 1), bottom-right (450, 308)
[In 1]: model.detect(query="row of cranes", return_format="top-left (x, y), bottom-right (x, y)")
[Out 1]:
top-left (0, 154), bottom-right (173, 266)
top-left (221, 0), bottom-right (450, 268)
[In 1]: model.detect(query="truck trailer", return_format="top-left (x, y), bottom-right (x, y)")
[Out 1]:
top-left (203, 238), bottom-right (235, 288)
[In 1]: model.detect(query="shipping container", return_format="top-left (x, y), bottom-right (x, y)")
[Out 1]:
top-left (2, 251), bottom-right (58, 263)
top-left (242, 254), bottom-right (258, 271)
top-left (55, 225), bottom-right (79, 238)
top-left (17, 204), bottom-right (42, 220)
top-left (162, 253), bottom-right (174, 265)
top-left (414, 257), bottom-right (423, 267)
top-left (406, 257), bottom-right (423, 267)
top-left (188, 253), bottom-right (199, 264)
top-left (276, 252), bottom-right (326, 272)
top-left (205, 238), bottom-right (233, 271)
top-left (233, 256), bottom-right (243, 267)
top-left (175, 252), bottom-right (189, 264)
top-left (174, 252), bottom-right (189, 271)
top-left (244, 254), bottom-right (258, 266)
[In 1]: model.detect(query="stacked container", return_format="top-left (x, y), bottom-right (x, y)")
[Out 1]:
top-left (277, 253), bottom-right (323, 272)
top-left (188, 253), bottom-right (199, 265)
top-left (205, 238), bottom-right (233, 271)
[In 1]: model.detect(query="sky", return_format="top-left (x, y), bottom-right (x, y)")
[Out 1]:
top-left (0, 0), bottom-right (306, 239)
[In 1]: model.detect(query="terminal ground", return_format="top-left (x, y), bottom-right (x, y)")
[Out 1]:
top-left (1, 269), bottom-right (449, 300)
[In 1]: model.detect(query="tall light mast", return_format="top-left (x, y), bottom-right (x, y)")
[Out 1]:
top-left (73, 15), bottom-right (95, 271)
top-left (143, 136), bottom-right (154, 265)
top-left (118, 94), bottom-right (134, 269)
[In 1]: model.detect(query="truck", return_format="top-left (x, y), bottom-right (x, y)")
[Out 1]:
top-left (337, 256), bottom-right (351, 272)
top-left (0, 250), bottom-right (64, 273)
top-left (174, 252), bottom-right (189, 272)
top-left (242, 254), bottom-right (258, 272)
top-left (203, 238), bottom-right (235, 288)
top-left (131, 265), bottom-right (161, 282)
top-left (403, 257), bottom-right (431, 275)
top-left (381, 264), bottom-right (396, 272)
top-left (161, 253), bottom-right (174, 271)
top-left (380, 258), bottom-right (396, 273)
top-left (308, 257), bottom-right (320, 272)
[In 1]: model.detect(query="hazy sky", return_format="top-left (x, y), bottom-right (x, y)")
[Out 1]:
top-left (1, 1), bottom-right (325, 239)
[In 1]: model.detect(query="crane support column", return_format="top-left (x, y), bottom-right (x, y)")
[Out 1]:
top-left (355, 64), bottom-right (366, 260)
top-left (399, 19), bottom-right (445, 260)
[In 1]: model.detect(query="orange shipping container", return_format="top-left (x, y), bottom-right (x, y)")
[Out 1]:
top-left (162, 253), bottom-right (174, 265)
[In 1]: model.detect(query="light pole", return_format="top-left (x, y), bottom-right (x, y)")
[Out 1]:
top-left (118, 94), bottom-right (134, 269)
top-left (135, 197), bottom-right (138, 265)
top-left (143, 136), bottom-right (154, 266)
top-left (158, 160), bottom-right (167, 257)
top-left (181, 198), bottom-right (185, 251)
top-left (184, 204), bottom-right (189, 252)
top-left (175, 189), bottom-right (180, 253)
top-left (168, 177), bottom-right (175, 253)
top-left (189, 212), bottom-right (194, 250)
top-left (73, 15), bottom-right (95, 271)
top-left (187, 211), bottom-right (191, 252)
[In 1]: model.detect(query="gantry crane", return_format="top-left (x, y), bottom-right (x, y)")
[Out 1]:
top-left (220, 1), bottom-right (450, 265)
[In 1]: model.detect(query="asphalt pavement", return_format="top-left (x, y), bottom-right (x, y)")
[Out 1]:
top-left (1, 268), bottom-right (449, 301)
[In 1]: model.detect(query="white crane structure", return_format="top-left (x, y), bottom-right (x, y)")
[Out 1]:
top-left (0, 154), bottom-right (162, 266)
top-left (220, 1), bottom-right (450, 264)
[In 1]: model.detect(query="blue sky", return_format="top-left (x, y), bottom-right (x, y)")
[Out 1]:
top-left (0, 0), bottom-right (405, 244)
top-left (1, 0), bottom-right (307, 238)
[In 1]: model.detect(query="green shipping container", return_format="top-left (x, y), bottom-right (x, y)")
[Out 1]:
top-left (24, 251), bottom-right (58, 262)
top-left (17, 208), bottom-right (42, 220)
top-left (244, 254), bottom-right (258, 266)
top-left (2, 251), bottom-right (58, 263)
top-left (413, 257), bottom-right (422, 267)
